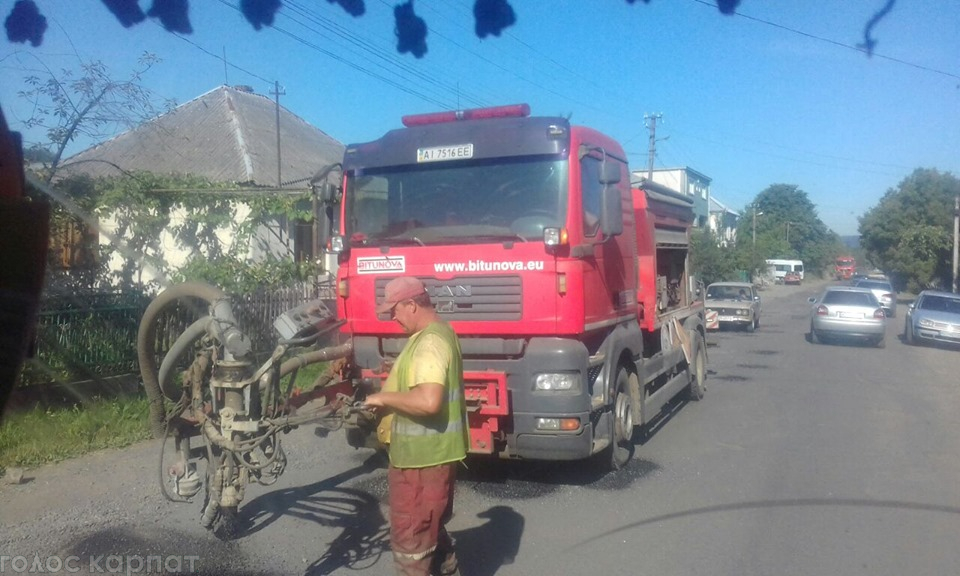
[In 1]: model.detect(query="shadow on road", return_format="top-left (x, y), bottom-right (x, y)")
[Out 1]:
top-left (454, 505), bottom-right (525, 576)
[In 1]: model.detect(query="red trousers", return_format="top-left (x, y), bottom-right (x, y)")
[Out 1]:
top-left (388, 462), bottom-right (459, 576)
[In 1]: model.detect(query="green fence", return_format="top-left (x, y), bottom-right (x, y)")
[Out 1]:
top-left (18, 284), bottom-right (329, 389)
top-left (19, 292), bottom-right (150, 387)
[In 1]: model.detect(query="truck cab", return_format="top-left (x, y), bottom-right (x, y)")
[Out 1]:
top-left (331, 104), bottom-right (706, 469)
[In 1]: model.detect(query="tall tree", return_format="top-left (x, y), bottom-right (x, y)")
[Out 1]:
top-left (736, 184), bottom-right (841, 276)
top-left (17, 52), bottom-right (172, 183)
top-left (859, 168), bottom-right (959, 292)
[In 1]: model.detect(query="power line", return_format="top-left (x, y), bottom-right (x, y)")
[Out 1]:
top-left (691, 0), bottom-right (960, 81)
top-left (282, 0), bottom-right (489, 108)
top-left (168, 28), bottom-right (274, 86)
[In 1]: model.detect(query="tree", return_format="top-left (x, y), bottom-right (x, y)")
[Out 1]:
top-left (690, 227), bottom-right (738, 286)
top-left (736, 184), bottom-right (842, 277)
top-left (17, 52), bottom-right (172, 183)
top-left (859, 168), bottom-right (959, 292)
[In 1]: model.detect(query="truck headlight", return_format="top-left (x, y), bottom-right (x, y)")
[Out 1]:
top-left (535, 373), bottom-right (580, 392)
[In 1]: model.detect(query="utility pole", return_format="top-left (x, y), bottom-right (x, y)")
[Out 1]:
top-left (645, 113), bottom-right (662, 179)
top-left (752, 207), bottom-right (763, 247)
top-left (953, 194), bottom-right (959, 293)
top-left (270, 81), bottom-right (286, 188)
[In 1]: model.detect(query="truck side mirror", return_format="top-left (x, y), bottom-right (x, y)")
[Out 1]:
top-left (599, 160), bottom-right (621, 185)
top-left (600, 185), bottom-right (623, 237)
top-left (319, 182), bottom-right (341, 204)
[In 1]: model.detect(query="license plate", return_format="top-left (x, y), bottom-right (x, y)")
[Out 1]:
top-left (839, 312), bottom-right (862, 319)
top-left (417, 144), bottom-right (474, 163)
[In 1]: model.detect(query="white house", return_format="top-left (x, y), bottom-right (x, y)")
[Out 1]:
top-left (57, 85), bottom-right (345, 287)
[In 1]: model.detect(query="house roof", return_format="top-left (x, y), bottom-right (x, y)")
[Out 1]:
top-left (59, 85), bottom-right (344, 186)
top-left (709, 195), bottom-right (739, 214)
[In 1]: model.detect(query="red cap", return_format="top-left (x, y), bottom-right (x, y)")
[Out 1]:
top-left (376, 276), bottom-right (427, 314)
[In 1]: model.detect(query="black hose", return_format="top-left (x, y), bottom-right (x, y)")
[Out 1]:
top-left (277, 341), bottom-right (353, 378)
top-left (158, 316), bottom-right (212, 399)
top-left (138, 282), bottom-right (228, 438)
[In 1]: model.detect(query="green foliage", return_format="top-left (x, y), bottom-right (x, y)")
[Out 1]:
top-left (173, 254), bottom-right (321, 295)
top-left (0, 397), bottom-right (151, 471)
top-left (47, 172), bottom-right (314, 294)
top-left (736, 185), bottom-right (844, 277)
top-left (690, 228), bottom-right (739, 285)
top-left (859, 168), bottom-right (959, 292)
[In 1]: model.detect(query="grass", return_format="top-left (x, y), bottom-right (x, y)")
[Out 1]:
top-left (0, 361), bottom-right (332, 475)
top-left (0, 396), bottom-right (152, 474)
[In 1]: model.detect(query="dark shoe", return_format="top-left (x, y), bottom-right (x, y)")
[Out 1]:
top-left (431, 550), bottom-right (460, 576)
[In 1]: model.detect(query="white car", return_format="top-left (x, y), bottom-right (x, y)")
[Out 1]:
top-left (853, 278), bottom-right (897, 317)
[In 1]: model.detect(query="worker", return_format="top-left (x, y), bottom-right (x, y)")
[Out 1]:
top-left (363, 276), bottom-right (468, 576)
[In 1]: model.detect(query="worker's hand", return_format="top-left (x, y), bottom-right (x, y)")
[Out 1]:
top-left (363, 393), bottom-right (385, 409)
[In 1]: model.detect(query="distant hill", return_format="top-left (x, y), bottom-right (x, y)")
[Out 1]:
top-left (840, 236), bottom-right (860, 249)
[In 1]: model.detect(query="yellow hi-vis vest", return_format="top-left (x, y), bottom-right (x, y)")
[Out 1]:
top-left (386, 321), bottom-right (468, 468)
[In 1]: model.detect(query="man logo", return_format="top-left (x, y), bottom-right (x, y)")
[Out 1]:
top-left (435, 284), bottom-right (472, 297)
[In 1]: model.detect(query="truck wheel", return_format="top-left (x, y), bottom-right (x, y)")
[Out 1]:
top-left (686, 338), bottom-right (706, 401)
top-left (603, 367), bottom-right (635, 471)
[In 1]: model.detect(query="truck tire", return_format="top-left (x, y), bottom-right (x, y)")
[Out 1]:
top-left (686, 337), bottom-right (706, 401)
top-left (602, 366), bottom-right (635, 471)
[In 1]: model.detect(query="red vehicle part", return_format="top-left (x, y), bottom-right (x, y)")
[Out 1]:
top-left (363, 369), bottom-right (510, 455)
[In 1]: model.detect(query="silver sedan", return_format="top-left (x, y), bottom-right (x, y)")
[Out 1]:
top-left (809, 286), bottom-right (887, 348)
top-left (904, 290), bottom-right (960, 348)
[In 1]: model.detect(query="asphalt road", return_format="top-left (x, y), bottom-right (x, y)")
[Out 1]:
top-left (2, 277), bottom-right (960, 575)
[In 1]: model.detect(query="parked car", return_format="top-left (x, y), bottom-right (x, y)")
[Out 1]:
top-left (705, 281), bottom-right (761, 332)
top-left (903, 290), bottom-right (960, 347)
top-left (783, 272), bottom-right (802, 285)
top-left (853, 278), bottom-right (897, 317)
top-left (808, 286), bottom-right (887, 347)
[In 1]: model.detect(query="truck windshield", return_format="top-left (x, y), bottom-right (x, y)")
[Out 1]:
top-left (344, 156), bottom-right (567, 246)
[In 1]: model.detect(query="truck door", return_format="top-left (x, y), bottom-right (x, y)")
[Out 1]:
top-left (578, 151), bottom-right (632, 328)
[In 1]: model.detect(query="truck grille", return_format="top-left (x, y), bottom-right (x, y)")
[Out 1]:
top-left (376, 275), bottom-right (522, 321)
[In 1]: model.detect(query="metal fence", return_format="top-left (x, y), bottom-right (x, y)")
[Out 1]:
top-left (18, 282), bottom-right (332, 389)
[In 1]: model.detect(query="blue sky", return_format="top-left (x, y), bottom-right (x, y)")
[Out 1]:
top-left (2, 0), bottom-right (958, 236)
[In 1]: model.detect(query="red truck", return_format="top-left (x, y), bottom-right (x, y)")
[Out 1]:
top-left (835, 256), bottom-right (856, 280)
top-left (331, 104), bottom-right (707, 470)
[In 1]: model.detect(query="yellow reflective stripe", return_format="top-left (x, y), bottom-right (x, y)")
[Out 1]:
top-left (394, 416), bottom-right (464, 436)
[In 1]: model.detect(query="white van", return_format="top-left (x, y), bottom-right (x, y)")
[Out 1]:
top-left (766, 259), bottom-right (804, 283)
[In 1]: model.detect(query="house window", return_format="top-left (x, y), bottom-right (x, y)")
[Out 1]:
top-left (49, 217), bottom-right (98, 270)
